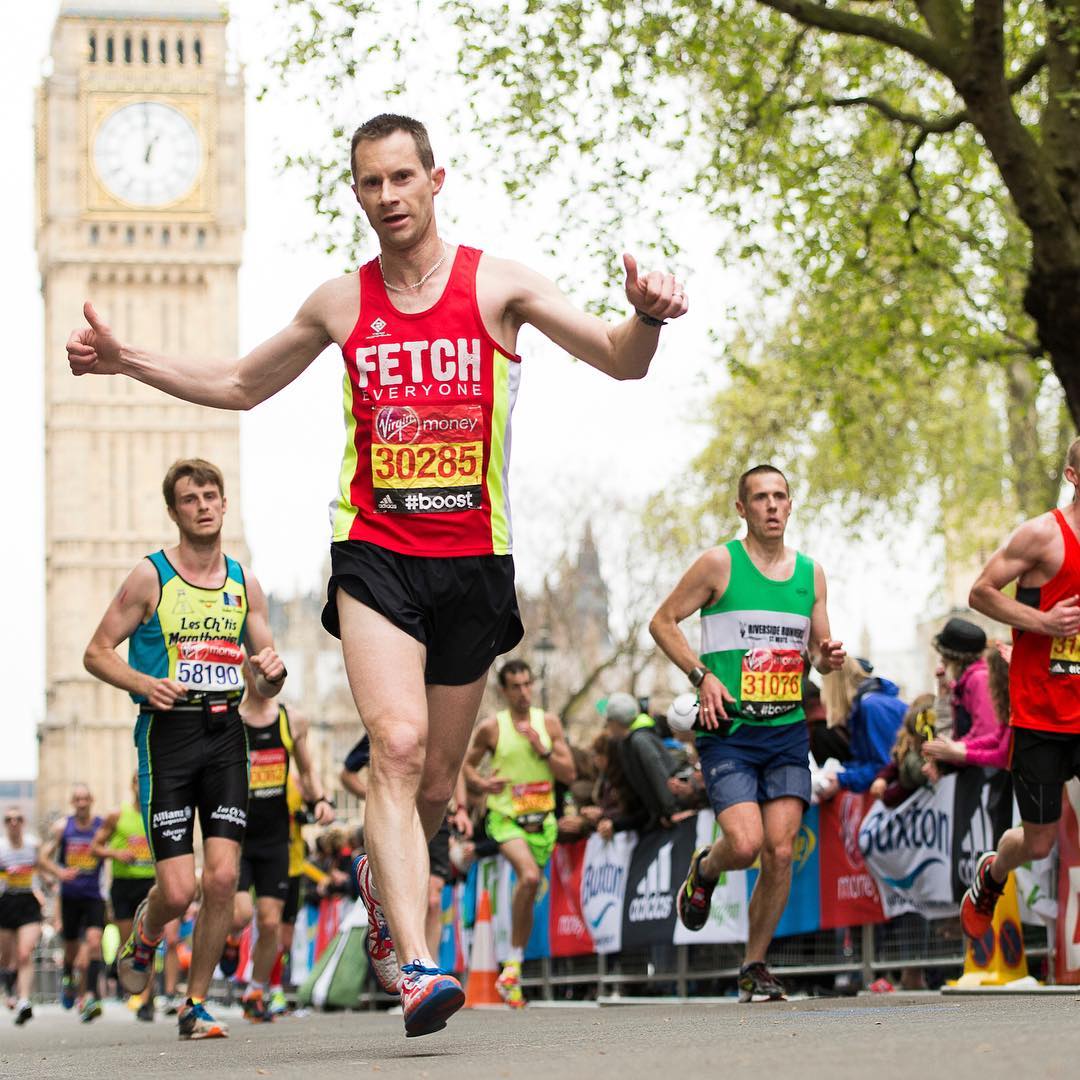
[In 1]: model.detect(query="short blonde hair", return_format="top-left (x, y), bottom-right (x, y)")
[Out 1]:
top-left (1067, 437), bottom-right (1080, 475)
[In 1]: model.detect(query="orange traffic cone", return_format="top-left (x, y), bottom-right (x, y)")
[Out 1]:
top-left (464, 888), bottom-right (504, 1008)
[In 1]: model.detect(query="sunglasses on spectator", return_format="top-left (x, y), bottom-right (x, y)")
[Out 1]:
top-left (4, 815), bottom-right (23, 823)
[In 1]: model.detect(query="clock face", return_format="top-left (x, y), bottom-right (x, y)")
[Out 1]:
top-left (92, 101), bottom-right (202, 207)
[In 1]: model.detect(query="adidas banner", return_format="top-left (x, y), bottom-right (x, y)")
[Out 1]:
top-left (621, 818), bottom-right (697, 951)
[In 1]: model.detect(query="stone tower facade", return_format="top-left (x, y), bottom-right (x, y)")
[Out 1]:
top-left (36, 1), bottom-right (246, 820)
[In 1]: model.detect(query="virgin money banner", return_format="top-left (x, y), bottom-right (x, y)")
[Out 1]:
top-left (622, 817), bottom-right (697, 950)
top-left (1055, 779), bottom-right (1080, 984)
top-left (817, 791), bottom-right (885, 930)
top-left (672, 810), bottom-right (749, 945)
top-left (860, 774), bottom-right (957, 918)
top-left (580, 830), bottom-right (636, 954)
top-left (747, 805), bottom-right (821, 937)
top-left (549, 839), bottom-right (595, 957)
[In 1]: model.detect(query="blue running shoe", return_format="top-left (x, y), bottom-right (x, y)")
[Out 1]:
top-left (178, 1000), bottom-right (228, 1040)
top-left (399, 961), bottom-right (464, 1038)
top-left (61, 975), bottom-right (76, 1010)
top-left (219, 935), bottom-right (242, 979)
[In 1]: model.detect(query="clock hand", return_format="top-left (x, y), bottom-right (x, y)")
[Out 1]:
top-left (144, 135), bottom-right (159, 166)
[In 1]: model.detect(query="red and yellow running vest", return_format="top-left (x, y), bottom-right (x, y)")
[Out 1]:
top-left (332, 245), bottom-right (521, 557)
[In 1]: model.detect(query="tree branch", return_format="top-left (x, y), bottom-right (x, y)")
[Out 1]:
top-left (754, 0), bottom-right (959, 77)
top-left (913, 0), bottom-right (966, 48)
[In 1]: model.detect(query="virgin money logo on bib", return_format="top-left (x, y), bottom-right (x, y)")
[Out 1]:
top-left (375, 406), bottom-right (421, 444)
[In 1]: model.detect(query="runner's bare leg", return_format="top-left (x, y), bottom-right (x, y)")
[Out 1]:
top-left (420, 679), bottom-right (487, 839)
top-left (744, 797), bottom-right (802, 965)
top-left (338, 594), bottom-right (431, 963)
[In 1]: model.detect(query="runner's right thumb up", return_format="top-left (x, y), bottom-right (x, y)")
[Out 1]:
top-left (84, 300), bottom-right (106, 331)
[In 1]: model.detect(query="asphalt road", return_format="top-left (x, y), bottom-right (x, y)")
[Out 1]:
top-left (3, 994), bottom-right (1079, 1080)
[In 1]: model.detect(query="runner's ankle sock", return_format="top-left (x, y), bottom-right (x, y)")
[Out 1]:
top-left (506, 947), bottom-right (524, 965)
top-left (247, 980), bottom-right (264, 994)
top-left (63, 961), bottom-right (73, 980)
top-left (87, 959), bottom-right (104, 997)
top-left (269, 949), bottom-right (284, 987)
top-left (187, 995), bottom-right (204, 1007)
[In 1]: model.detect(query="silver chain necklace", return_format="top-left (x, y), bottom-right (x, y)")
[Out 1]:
top-left (379, 243), bottom-right (447, 292)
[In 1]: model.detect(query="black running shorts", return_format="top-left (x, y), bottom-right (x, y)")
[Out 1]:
top-left (135, 706), bottom-right (249, 860)
top-left (282, 875), bottom-right (302, 924)
top-left (1011, 727), bottom-right (1080, 824)
top-left (60, 895), bottom-right (106, 941)
top-left (427, 819), bottom-right (452, 882)
top-left (110, 877), bottom-right (154, 921)
top-left (0, 893), bottom-right (42, 931)
top-left (238, 846), bottom-right (290, 902)
top-left (322, 541), bottom-right (524, 685)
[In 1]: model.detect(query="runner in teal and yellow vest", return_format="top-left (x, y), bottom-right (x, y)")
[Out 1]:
top-left (464, 658), bottom-right (576, 1008)
top-left (82, 458), bottom-right (286, 1041)
top-left (650, 464), bottom-right (846, 1004)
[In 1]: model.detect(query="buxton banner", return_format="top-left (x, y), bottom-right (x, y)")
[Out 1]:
top-left (859, 774), bottom-right (957, 918)
top-left (580, 830), bottom-right (636, 954)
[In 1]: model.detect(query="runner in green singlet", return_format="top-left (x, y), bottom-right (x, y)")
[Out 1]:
top-left (650, 465), bottom-right (846, 1002)
top-left (463, 659), bottom-right (575, 1007)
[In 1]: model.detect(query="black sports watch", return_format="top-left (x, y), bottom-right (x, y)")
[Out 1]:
top-left (688, 665), bottom-right (708, 688)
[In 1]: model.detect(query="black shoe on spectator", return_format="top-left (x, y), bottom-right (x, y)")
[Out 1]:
top-left (738, 962), bottom-right (786, 1003)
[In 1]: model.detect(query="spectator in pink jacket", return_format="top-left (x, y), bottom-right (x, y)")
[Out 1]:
top-left (922, 618), bottom-right (1011, 772)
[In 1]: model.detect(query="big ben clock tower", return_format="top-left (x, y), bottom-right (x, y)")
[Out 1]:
top-left (35, 1), bottom-right (248, 818)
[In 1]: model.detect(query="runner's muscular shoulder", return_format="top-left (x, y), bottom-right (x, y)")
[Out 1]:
top-left (1005, 513), bottom-right (1064, 588)
top-left (307, 273), bottom-right (364, 348)
top-left (672, 546), bottom-right (732, 616)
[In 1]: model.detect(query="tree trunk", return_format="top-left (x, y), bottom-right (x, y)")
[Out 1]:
top-left (1004, 357), bottom-right (1065, 515)
top-left (1024, 264), bottom-right (1080, 428)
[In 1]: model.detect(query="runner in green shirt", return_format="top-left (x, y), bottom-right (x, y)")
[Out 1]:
top-left (650, 464), bottom-right (845, 1002)
top-left (464, 659), bottom-right (575, 1007)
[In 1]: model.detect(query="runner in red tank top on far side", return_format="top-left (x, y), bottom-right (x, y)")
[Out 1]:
top-left (66, 113), bottom-right (689, 1039)
top-left (964, 436), bottom-right (1080, 938)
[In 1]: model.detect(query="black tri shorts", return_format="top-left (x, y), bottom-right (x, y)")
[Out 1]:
top-left (1011, 727), bottom-right (1080, 824)
top-left (321, 540), bottom-right (524, 686)
top-left (135, 706), bottom-right (249, 860)
top-left (110, 877), bottom-right (154, 921)
top-left (427, 819), bottom-right (452, 882)
top-left (0, 893), bottom-right (43, 931)
top-left (282, 875), bottom-right (302, 925)
top-left (238, 846), bottom-right (290, 902)
top-left (60, 895), bottom-right (106, 941)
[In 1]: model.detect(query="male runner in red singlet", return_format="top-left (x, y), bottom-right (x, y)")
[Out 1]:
top-left (66, 112), bottom-right (688, 1038)
top-left (964, 436), bottom-right (1080, 937)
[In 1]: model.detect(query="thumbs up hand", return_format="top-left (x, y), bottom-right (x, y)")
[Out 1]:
top-left (67, 301), bottom-right (124, 376)
top-left (622, 254), bottom-right (689, 325)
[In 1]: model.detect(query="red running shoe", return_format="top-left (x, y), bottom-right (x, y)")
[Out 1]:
top-left (960, 851), bottom-right (1005, 939)
top-left (399, 962), bottom-right (464, 1037)
top-left (353, 853), bottom-right (401, 995)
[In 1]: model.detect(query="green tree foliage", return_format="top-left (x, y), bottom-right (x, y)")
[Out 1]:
top-left (264, 0), bottom-right (1074, 535)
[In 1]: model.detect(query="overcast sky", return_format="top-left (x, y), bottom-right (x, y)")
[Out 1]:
top-left (0, 2), bottom-right (940, 781)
